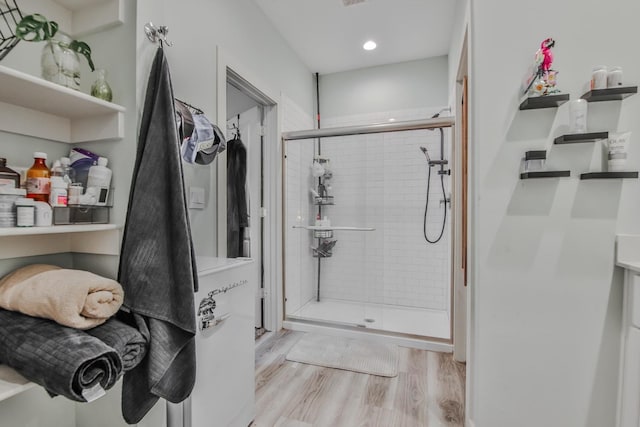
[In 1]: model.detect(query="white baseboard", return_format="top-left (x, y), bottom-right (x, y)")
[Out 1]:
top-left (466, 419), bottom-right (476, 427)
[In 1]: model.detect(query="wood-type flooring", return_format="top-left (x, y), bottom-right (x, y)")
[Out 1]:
top-left (252, 330), bottom-right (465, 427)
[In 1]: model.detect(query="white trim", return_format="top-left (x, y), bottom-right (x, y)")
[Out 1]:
top-left (466, 419), bottom-right (476, 427)
top-left (215, 46), bottom-right (281, 333)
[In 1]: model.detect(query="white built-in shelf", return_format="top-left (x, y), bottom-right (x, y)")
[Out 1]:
top-left (0, 224), bottom-right (117, 237)
top-left (293, 225), bottom-right (376, 231)
top-left (0, 365), bottom-right (35, 402)
top-left (0, 65), bottom-right (125, 143)
top-left (0, 224), bottom-right (120, 259)
top-left (51, 0), bottom-right (124, 37)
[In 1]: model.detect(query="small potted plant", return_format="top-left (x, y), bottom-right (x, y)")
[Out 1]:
top-left (15, 14), bottom-right (95, 90)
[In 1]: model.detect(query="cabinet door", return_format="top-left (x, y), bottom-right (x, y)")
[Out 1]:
top-left (620, 328), bottom-right (640, 427)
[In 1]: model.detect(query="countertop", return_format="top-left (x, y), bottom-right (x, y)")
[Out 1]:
top-left (617, 235), bottom-right (640, 273)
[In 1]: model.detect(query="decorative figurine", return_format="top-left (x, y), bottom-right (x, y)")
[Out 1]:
top-left (523, 37), bottom-right (560, 96)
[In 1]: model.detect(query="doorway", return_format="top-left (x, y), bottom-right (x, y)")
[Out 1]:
top-left (219, 62), bottom-right (278, 335)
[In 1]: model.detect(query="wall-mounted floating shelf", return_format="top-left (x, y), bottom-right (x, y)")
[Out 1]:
top-left (520, 171), bottom-right (570, 179)
top-left (581, 86), bottom-right (638, 102)
top-left (313, 196), bottom-right (334, 205)
top-left (519, 93), bottom-right (570, 110)
top-left (553, 132), bottom-right (609, 144)
top-left (580, 172), bottom-right (639, 180)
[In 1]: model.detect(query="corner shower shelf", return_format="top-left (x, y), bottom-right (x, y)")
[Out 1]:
top-left (293, 225), bottom-right (375, 232)
top-left (519, 93), bottom-right (570, 110)
top-left (0, 65), bottom-right (126, 143)
top-left (520, 171), bottom-right (570, 179)
top-left (553, 132), bottom-right (609, 144)
top-left (0, 365), bottom-right (35, 402)
top-left (581, 86), bottom-right (638, 102)
top-left (0, 224), bottom-right (120, 260)
top-left (313, 196), bottom-right (334, 205)
top-left (580, 172), bottom-right (639, 180)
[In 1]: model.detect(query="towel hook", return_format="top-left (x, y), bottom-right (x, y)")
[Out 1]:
top-left (144, 22), bottom-right (173, 47)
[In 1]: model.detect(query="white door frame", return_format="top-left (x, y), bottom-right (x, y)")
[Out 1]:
top-left (216, 46), bottom-right (281, 332)
top-left (453, 29), bottom-right (469, 363)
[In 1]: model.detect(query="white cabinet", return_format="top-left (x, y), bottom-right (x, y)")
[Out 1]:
top-left (615, 235), bottom-right (640, 427)
top-left (619, 272), bottom-right (640, 427)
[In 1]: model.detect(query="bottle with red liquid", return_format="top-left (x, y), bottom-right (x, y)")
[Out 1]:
top-left (26, 152), bottom-right (50, 202)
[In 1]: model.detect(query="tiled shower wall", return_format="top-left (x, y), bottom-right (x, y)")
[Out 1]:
top-left (286, 108), bottom-right (451, 312)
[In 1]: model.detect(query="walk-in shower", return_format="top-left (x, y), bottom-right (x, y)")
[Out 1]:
top-left (283, 112), bottom-right (454, 343)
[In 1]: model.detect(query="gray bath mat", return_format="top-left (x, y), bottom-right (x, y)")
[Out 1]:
top-left (285, 334), bottom-right (398, 377)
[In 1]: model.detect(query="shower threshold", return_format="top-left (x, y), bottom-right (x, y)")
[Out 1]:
top-left (285, 298), bottom-right (451, 350)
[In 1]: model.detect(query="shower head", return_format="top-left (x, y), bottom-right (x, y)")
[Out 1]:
top-left (419, 146), bottom-right (431, 162)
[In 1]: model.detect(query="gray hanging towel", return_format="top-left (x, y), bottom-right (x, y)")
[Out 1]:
top-left (118, 47), bottom-right (198, 424)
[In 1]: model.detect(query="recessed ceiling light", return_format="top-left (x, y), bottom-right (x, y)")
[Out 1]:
top-left (389, 118), bottom-right (396, 122)
top-left (363, 40), bottom-right (377, 51)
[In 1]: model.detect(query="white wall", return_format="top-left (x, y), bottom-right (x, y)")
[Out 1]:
top-left (137, 0), bottom-right (314, 257)
top-left (319, 57), bottom-right (449, 119)
top-left (469, 0), bottom-right (640, 426)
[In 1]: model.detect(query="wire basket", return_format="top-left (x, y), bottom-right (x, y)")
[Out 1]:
top-left (0, 0), bottom-right (23, 61)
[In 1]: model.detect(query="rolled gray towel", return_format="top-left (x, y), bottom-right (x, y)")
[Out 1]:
top-left (86, 317), bottom-right (147, 371)
top-left (0, 309), bottom-right (121, 402)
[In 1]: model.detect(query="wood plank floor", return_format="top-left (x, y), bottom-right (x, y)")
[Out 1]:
top-left (252, 330), bottom-right (465, 427)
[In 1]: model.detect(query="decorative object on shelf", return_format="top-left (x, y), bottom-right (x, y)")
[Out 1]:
top-left (591, 65), bottom-right (608, 90)
top-left (90, 68), bottom-right (113, 102)
top-left (521, 150), bottom-right (546, 173)
top-left (522, 38), bottom-right (561, 97)
top-left (607, 66), bottom-right (623, 88)
top-left (15, 14), bottom-right (95, 90)
top-left (568, 99), bottom-right (587, 133)
top-left (0, 0), bottom-right (23, 61)
top-left (605, 132), bottom-right (631, 172)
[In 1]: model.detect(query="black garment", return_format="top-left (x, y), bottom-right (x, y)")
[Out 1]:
top-left (227, 136), bottom-right (248, 257)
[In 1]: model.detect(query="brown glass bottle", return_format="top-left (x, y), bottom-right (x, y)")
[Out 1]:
top-left (0, 158), bottom-right (20, 188)
top-left (26, 152), bottom-right (50, 202)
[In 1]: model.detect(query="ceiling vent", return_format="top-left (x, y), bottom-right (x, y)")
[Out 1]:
top-left (342, 0), bottom-right (366, 6)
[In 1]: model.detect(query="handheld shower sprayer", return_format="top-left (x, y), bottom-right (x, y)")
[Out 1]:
top-left (419, 146), bottom-right (431, 162)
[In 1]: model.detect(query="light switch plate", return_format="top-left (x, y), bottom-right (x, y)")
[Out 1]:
top-left (189, 187), bottom-right (205, 209)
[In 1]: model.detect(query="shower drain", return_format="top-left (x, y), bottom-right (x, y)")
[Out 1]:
top-left (363, 318), bottom-right (375, 323)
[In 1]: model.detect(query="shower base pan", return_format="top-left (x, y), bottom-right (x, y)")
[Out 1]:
top-left (285, 298), bottom-right (451, 351)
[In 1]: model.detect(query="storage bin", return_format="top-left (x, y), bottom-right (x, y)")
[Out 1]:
top-left (0, 187), bottom-right (27, 227)
top-left (52, 205), bottom-right (109, 225)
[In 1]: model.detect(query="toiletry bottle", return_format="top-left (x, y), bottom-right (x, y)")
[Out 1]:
top-left (0, 158), bottom-right (20, 188)
top-left (15, 197), bottom-right (35, 227)
top-left (26, 152), bottom-right (50, 202)
top-left (49, 160), bottom-right (68, 207)
top-left (86, 157), bottom-right (112, 189)
top-left (60, 156), bottom-right (75, 186)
